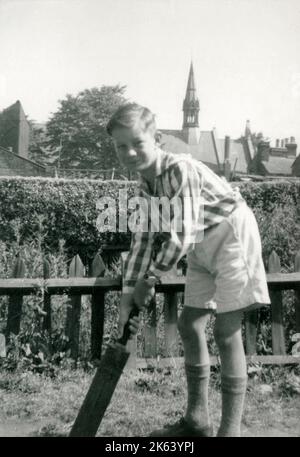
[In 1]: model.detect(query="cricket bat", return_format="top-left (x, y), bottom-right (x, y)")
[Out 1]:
top-left (69, 306), bottom-right (140, 437)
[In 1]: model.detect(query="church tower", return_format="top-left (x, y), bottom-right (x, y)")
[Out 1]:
top-left (182, 61), bottom-right (200, 145)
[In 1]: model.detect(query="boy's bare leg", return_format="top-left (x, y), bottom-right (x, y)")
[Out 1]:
top-left (178, 307), bottom-right (213, 430)
top-left (214, 310), bottom-right (247, 437)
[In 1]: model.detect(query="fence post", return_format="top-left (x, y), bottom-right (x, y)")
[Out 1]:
top-left (163, 266), bottom-right (179, 357)
top-left (0, 333), bottom-right (6, 358)
top-left (90, 253), bottom-right (106, 360)
top-left (268, 251), bottom-right (286, 355)
top-left (144, 296), bottom-right (157, 359)
top-left (6, 255), bottom-right (26, 339)
top-left (164, 292), bottom-right (178, 357)
top-left (42, 257), bottom-right (51, 334)
top-left (121, 252), bottom-right (137, 369)
top-left (294, 250), bottom-right (300, 333)
top-left (65, 255), bottom-right (85, 360)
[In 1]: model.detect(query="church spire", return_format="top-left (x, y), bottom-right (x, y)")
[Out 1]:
top-left (182, 61), bottom-right (200, 144)
top-left (183, 61), bottom-right (200, 129)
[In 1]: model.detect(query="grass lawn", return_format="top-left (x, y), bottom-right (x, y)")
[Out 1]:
top-left (0, 362), bottom-right (299, 437)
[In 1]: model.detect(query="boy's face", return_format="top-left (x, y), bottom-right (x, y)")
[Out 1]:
top-left (111, 122), bottom-right (157, 173)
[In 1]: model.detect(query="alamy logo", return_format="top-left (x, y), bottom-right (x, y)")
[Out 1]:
top-left (95, 189), bottom-right (205, 244)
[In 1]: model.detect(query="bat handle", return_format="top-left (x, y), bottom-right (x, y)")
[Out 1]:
top-left (117, 305), bottom-right (140, 346)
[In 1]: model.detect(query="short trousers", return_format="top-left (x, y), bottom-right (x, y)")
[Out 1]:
top-left (184, 201), bottom-right (271, 313)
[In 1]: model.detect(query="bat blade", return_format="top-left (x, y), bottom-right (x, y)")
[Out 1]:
top-left (69, 343), bottom-right (130, 437)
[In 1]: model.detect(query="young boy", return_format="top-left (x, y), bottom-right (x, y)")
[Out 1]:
top-left (106, 103), bottom-right (270, 437)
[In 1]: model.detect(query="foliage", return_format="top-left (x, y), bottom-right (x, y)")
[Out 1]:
top-left (27, 121), bottom-right (53, 167)
top-left (253, 203), bottom-right (300, 269)
top-left (238, 180), bottom-right (299, 212)
top-left (0, 178), bottom-right (299, 270)
top-left (1, 330), bottom-right (69, 377)
top-left (46, 86), bottom-right (127, 170)
top-left (251, 131), bottom-right (269, 147)
top-left (0, 179), bottom-right (299, 365)
top-left (247, 364), bottom-right (300, 396)
top-left (0, 176), bottom-right (137, 266)
top-left (238, 181), bottom-right (300, 270)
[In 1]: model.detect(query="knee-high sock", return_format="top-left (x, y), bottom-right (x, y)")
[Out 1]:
top-left (184, 363), bottom-right (211, 429)
top-left (217, 375), bottom-right (247, 437)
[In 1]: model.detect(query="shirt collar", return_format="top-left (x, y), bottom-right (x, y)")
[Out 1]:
top-left (137, 148), bottom-right (166, 192)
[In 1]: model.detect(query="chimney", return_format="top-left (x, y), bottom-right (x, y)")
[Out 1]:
top-left (224, 136), bottom-right (231, 161)
top-left (286, 136), bottom-right (297, 156)
top-left (276, 139), bottom-right (280, 148)
top-left (223, 136), bottom-right (231, 180)
top-left (258, 141), bottom-right (270, 161)
top-left (281, 139), bottom-right (285, 148)
top-left (285, 138), bottom-right (289, 145)
top-left (245, 120), bottom-right (251, 138)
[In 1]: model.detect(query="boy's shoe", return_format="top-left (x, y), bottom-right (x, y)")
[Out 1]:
top-left (149, 417), bottom-right (214, 437)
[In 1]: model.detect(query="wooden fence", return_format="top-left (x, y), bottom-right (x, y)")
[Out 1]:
top-left (0, 250), bottom-right (300, 368)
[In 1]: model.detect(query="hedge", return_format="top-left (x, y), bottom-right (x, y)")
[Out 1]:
top-left (0, 177), bottom-right (137, 267)
top-left (0, 176), bottom-right (299, 270)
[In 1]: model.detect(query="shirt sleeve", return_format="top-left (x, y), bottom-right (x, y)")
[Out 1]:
top-left (122, 185), bottom-right (154, 294)
top-left (122, 230), bottom-right (154, 293)
top-left (148, 160), bottom-right (203, 278)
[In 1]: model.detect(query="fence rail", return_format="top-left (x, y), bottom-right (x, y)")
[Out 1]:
top-left (1, 273), bottom-right (300, 294)
top-left (0, 250), bottom-right (300, 367)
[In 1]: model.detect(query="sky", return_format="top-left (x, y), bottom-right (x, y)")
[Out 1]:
top-left (0, 0), bottom-right (300, 145)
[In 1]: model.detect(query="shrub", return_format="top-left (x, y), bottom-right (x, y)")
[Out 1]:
top-left (0, 177), bottom-right (136, 267)
top-left (0, 177), bottom-right (299, 269)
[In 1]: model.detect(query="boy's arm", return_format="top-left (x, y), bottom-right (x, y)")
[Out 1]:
top-left (122, 180), bottom-right (155, 293)
top-left (122, 229), bottom-right (154, 294)
top-left (146, 160), bottom-right (203, 280)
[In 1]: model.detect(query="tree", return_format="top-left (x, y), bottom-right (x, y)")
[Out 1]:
top-left (237, 131), bottom-right (270, 157)
top-left (251, 132), bottom-right (269, 148)
top-left (28, 121), bottom-right (54, 166)
top-left (46, 85), bottom-right (127, 170)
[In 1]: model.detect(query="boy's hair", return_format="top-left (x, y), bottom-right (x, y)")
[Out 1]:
top-left (106, 103), bottom-right (157, 136)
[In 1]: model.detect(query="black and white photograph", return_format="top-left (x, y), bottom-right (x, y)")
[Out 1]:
top-left (0, 0), bottom-right (299, 442)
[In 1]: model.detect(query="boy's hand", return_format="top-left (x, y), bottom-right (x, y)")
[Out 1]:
top-left (133, 278), bottom-right (155, 309)
top-left (118, 293), bottom-right (141, 340)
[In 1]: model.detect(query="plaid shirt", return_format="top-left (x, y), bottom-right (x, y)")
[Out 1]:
top-left (122, 148), bottom-right (244, 293)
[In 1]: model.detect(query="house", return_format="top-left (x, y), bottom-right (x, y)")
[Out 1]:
top-left (291, 143), bottom-right (300, 176)
top-left (0, 101), bottom-right (47, 176)
top-left (158, 62), bottom-right (298, 179)
top-left (249, 137), bottom-right (298, 177)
